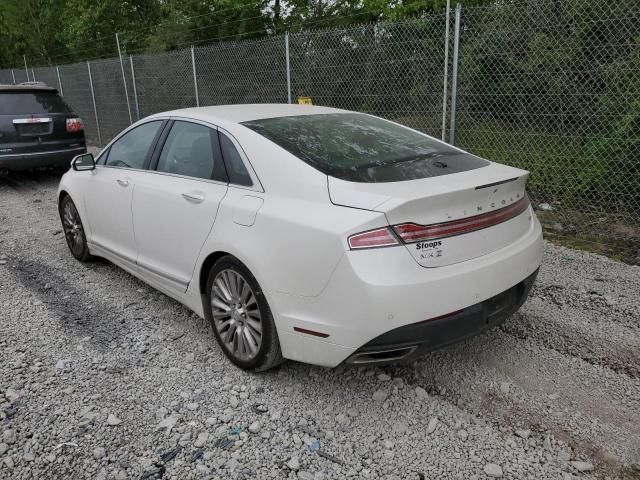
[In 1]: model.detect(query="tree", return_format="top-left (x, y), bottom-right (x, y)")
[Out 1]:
top-left (0, 0), bottom-right (495, 67)
top-left (0, 0), bottom-right (67, 67)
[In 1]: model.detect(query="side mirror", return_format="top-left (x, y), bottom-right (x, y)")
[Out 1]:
top-left (72, 153), bottom-right (95, 171)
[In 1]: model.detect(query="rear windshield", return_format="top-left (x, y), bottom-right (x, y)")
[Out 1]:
top-left (242, 113), bottom-right (488, 182)
top-left (0, 91), bottom-right (73, 115)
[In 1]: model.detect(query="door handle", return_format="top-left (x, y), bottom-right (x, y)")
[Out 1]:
top-left (116, 178), bottom-right (129, 187)
top-left (182, 192), bottom-right (205, 203)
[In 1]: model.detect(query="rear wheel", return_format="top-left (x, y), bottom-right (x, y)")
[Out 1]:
top-left (59, 195), bottom-right (92, 262)
top-left (205, 255), bottom-right (283, 371)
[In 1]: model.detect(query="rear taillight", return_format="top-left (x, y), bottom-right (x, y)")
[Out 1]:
top-left (348, 227), bottom-right (399, 250)
top-left (348, 196), bottom-right (530, 250)
top-left (393, 196), bottom-right (530, 243)
top-left (66, 118), bottom-right (83, 133)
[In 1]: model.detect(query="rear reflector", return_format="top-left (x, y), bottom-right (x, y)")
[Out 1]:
top-left (66, 118), bottom-right (83, 133)
top-left (393, 196), bottom-right (530, 243)
top-left (293, 327), bottom-right (330, 338)
top-left (348, 227), bottom-right (399, 250)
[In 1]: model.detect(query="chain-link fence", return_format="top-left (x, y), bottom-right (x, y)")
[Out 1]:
top-left (197, 36), bottom-right (288, 106)
top-left (453, 0), bottom-right (639, 260)
top-left (289, 14), bottom-right (448, 138)
top-left (90, 58), bottom-right (133, 143)
top-left (58, 62), bottom-right (100, 145)
top-left (0, 0), bottom-right (638, 260)
top-left (0, 70), bottom-right (12, 84)
top-left (32, 66), bottom-right (59, 91)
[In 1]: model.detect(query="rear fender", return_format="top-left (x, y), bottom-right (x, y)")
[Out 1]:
top-left (190, 188), bottom-right (388, 301)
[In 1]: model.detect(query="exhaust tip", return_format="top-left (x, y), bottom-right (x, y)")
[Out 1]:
top-left (346, 345), bottom-right (418, 365)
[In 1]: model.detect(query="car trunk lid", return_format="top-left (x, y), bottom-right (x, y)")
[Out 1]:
top-left (329, 161), bottom-right (534, 267)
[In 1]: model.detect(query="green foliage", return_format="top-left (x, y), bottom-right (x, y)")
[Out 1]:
top-left (0, 0), bottom-right (492, 67)
top-left (0, 0), bottom-right (67, 67)
top-left (63, 0), bottom-right (164, 59)
top-left (0, 0), bottom-right (164, 67)
top-left (138, 0), bottom-right (269, 53)
top-left (454, 0), bottom-right (640, 214)
top-left (579, 98), bottom-right (640, 212)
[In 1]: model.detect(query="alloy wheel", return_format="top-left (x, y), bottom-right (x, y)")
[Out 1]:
top-left (61, 200), bottom-right (85, 258)
top-left (211, 269), bottom-right (263, 361)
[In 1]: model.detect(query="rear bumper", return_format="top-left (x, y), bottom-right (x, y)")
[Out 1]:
top-left (345, 268), bottom-right (538, 364)
top-left (271, 213), bottom-right (543, 367)
top-left (0, 146), bottom-right (86, 171)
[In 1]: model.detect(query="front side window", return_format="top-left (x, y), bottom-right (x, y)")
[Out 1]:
top-left (105, 121), bottom-right (162, 169)
top-left (242, 113), bottom-right (488, 183)
top-left (156, 121), bottom-right (222, 181)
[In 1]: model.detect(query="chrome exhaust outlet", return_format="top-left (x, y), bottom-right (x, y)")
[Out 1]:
top-left (346, 345), bottom-right (418, 365)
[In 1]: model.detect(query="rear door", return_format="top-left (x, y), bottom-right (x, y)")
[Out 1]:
top-left (84, 120), bottom-right (165, 266)
top-left (0, 89), bottom-right (84, 156)
top-left (131, 119), bottom-right (229, 292)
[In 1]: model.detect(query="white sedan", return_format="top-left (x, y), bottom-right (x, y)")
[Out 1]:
top-left (58, 104), bottom-right (542, 371)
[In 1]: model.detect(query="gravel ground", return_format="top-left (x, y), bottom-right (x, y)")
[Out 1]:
top-left (1, 170), bottom-right (639, 480)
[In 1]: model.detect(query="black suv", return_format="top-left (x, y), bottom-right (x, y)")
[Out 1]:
top-left (0, 82), bottom-right (86, 173)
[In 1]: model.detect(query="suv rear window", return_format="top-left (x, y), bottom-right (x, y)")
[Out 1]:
top-left (0, 91), bottom-right (73, 115)
top-left (242, 113), bottom-right (488, 183)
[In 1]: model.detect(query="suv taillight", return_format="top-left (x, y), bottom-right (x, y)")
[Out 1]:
top-left (66, 118), bottom-right (83, 133)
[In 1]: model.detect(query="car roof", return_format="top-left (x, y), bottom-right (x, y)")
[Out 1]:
top-left (0, 82), bottom-right (58, 92)
top-left (148, 103), bottom-right (349, 124)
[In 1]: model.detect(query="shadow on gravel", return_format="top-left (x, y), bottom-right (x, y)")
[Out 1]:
top-left (0, 169), bottom-right (65, 192)
top-left (3, 255), bottom-right (131, 351)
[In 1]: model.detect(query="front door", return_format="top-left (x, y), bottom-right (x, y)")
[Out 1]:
top-left (84, 120), bottom-right (164, 266)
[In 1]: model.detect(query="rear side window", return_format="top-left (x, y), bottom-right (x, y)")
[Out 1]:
top-left (156, 121), bottom-right (226, 181)
top-left (219, 132), bottom-right (252, 186)
top-left (0, 91), bottom-right (73, 115)
top-left (105, 121), bottom-right (162, 169)
top-left (242, 113), bottom-right (488, 183)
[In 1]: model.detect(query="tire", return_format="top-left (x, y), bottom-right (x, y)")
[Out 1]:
top-left (204, 255), bottom-right (283, 372)
top-left (59, 195), bottom-right (92, 262)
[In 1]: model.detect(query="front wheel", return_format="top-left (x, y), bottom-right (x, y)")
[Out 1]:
top-left (59, 195), bottom-right (92, 262)
top-left (205, 255), bottom-right (283, 371)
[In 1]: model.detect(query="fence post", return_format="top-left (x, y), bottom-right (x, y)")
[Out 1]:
top-left (56, 66), bottom-right (63, 96)
top-left (116, 33), bottom-right (133, 125)
top-left (285, 32), bottom-right (292, 104)
top-left (87, 61), bottom-right (102, 146)
top-left (441, 0), bottom-right (451, 141)
top-left (11, 69), bottom-right (16, 84)
top-left (23, 55), bottom-right (29, 82)
top-left (449, 3), bottom-right (462, 145)
top-left (130, 55), bottom-right (140, 121)
top-left (191, 46), bottom-right (200, 107)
